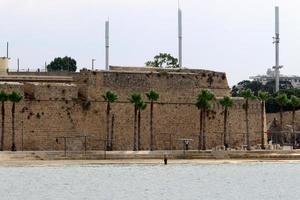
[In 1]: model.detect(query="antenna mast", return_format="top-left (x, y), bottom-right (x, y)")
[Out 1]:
top-left (6, 42), bottom-right (9, 58)
top-left (273, 6), bottom-right (282, 92)
top-left (105, 20), bottom-right (110, 71)
top-left (178, 1), bottom-right (182, 68)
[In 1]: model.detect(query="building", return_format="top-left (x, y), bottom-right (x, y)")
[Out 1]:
top-left (250, 68), bottom-right (300, 89)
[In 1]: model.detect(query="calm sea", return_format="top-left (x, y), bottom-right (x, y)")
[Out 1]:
top-left (1, 163), bottom-right (299, 200)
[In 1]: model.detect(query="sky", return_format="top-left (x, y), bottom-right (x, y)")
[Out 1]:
top-left (1, 0), bottom-right (300, 86)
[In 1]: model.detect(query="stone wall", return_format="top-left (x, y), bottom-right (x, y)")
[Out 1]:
top-left (0, 67), bottom-right (264, 151)
top-left (0, 98), bottom-right (262, 151)
top-left (23, 83), bottom-right (78, 101)
top-left (80, 69), bottom-right (230, 102)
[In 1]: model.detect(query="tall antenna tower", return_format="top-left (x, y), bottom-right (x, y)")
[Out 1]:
top-left (6, 42), bottom-right (9, 58)
top-left (273, 6), bottom-right (282, 92)
top-left (178, 1), bottom-right (182, 68)
top-left (105, 20), bottom-right (110, 71)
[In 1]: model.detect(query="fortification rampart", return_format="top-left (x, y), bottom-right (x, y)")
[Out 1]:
top-left (0, 67), bottom-right (264, 151)
top-left (79, 67), bottom-right (230, 102)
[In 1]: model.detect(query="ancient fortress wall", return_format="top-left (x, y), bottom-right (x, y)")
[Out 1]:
top-left (0, 67), bottom-right (264, 151)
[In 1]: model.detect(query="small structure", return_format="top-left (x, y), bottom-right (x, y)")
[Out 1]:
top-left (178, 138), bottom-right (193, 151)
top-left (0, 57), bottom-right (9, 75)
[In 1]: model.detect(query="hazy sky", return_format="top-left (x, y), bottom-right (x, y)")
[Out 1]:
top-left (1, 0), bottom-right (299, 86)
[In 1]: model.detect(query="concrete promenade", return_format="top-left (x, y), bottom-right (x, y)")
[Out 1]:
top-left (1, 150), bottom-right (300, 165)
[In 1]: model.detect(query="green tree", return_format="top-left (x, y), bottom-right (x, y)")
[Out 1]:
top-left (0, 91), bottom-right (8, 151)
top-left (241, 89), bottom-right (256, 150)
top-left (231, 80), bottom-right (263, 97)
top-left (47, 56), bottom-right (77, 72)
top-left (102, 91), bottom-right (118, 151)
top-left (128, 93), bottom-right (142, 151)
top-left (137, 101), bottom-right (147, 150)
top-left (219, 96), bottom-right (234, 149)
top-left (196, 90), bottom-right (215, 150)
top-left (8, 92), bottom-right (22, 151)
top-left (145, 53), bottom-right (179, 68)
top-left (146, 90), bottom-right (160, 151)
top-left (263, 80), bottom-right (276, 94)
top-left (231, 80), bottom-right (300, 113)
top-left (275, 93), bottom-right (289, 128)
top-left (258, 91), bottom-right (269, 149)
top-left (289, 95), bottom-right (300, 145)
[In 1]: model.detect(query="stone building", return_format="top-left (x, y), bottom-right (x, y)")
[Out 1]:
top-left (0, 66), bottom-right (265, 151)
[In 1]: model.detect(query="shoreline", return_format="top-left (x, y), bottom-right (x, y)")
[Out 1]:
top-left (1, 159), bottom-right (300, 167)
top-left (1, 150), bottom-right (300, 166)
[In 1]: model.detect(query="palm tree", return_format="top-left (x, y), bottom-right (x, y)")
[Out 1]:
top-left (196, 90), bottom-right (215, 150)
top-left (289, 95), bottom-right (300, 146)
top-left (146, 90), bottom-right (159, 151)
top-left (137, 101), bottom-right (147, 150)
top-left (102, 91), bottom-right (118, 151)
top-left (219, 96), bottom-right (234, 149)
top-left (129, 93), bottom-right (142, 151)
top-left (241, 89), bottom-right (256, 151)
top-left (258, 91), bottom-right (269, 149)
top-left (8, 92), bottom-right (22, 151)
top-left (275, 93), bottom-right (289, 128)
top-left (0, 91), bottom-right (8, 151)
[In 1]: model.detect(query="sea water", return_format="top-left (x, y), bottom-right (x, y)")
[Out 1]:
top-left (1, 163), bottom-right (299, 200)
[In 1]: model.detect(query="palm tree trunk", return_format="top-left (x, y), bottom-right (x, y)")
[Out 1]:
top-left (11, 103), bottom-right (16, 151)
top-left (293, 108), bottom-right (296, 146)
top-left (203, 109), bottom-right (206, 150)
top-left (280, 107), bottom-right (283, 128)
top-left (223, 107), bottom-right (228, 149)
top-left (110, 114), bottom-right (115, 151)
top-left (150, 101), bottom-right (154, 151)
top-left (138, 108), bottom-right (141, 151)
top-left (1, 102), bottom-right (4, 151)
top-left (106, 102), bottom-right (110, 151)
top-left (261, 101), bottom-right (265, 149)
top-left (198, 110), bottom-right (203, 151)
top-left (133, 106), bottom-right (138, 151)
top-left (246, 100), bottom-right (250, 151)
top-left (280, 106), bottom-right (284, 145)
